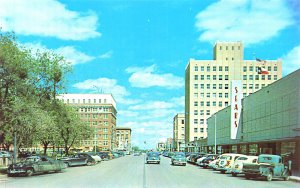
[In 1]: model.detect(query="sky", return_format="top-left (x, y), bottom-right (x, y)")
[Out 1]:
top-left (0, 0), bottom-right (299, 149)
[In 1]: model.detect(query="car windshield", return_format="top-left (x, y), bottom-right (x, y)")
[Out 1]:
top-left (237, 157), bottom-right (248, 161)
top-left (258, 156), bottom-right (277, 163)
top-left (220, 155), bottom-right (230, 160)
top-left (148, 153), bottom-right (159, 157)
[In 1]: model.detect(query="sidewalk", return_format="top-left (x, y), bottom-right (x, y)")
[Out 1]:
top-left (290, 170), bottom-right (300, 183)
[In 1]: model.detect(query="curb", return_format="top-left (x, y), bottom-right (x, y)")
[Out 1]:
top-left (290, 176), bottom-right (300, 183)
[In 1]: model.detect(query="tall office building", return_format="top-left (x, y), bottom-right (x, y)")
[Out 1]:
top-left (173, 113), bottom-right (185, 151)
top-left (57, 94), bottom-right (117, 152)
top-left (185, 42), bottom-right (282, 143)
top-left (116, 127), bottom-right (132, 151)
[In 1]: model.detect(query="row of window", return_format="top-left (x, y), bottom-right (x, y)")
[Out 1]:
top-left (194, 74), bottom-right (229, 81)
top-left (80, 114), bottom-right (108, 119)
top-left (79, 107), bottom-right (110, 112)
top-left (194, 83), bottom-right (230, 90)
top-left (194, 92), bottom-right (230, 98)
top-left (243, 66), bottom-right (277, 72)
top-left (194, 136), bottom-right (204, 141)
top-left (194, 101), bottom-right (229, 107)
top-left (194, 128), bottom-right (205, 133)
top-left (194, 110), bottom-right (211, 116)
top-left (243, 74), bottom-right (277, 80)
top-left (219, 46), bottom-right (241, 51)
top-left (87, 121), bottom-right (109, 126)
top-left (63, 98), bottom-right (108, 104)
top-left (194, 66), bottom-right (229, 72)
top-left (81, 140), bottom-right (109, 146)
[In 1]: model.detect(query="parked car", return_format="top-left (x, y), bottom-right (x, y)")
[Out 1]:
top-left (86, 152), bottom-right (102, 163)
top-left (243, 154), bottom-right (291, 181)
top-left (216, 153), bottom-right (247, 174)
top-left (171, 152), bottom-right (187, 166)
top-left (146, 152), bottom-right (160, 164)
top-left (0, 151), bottom-right (11, 158)
top-left (231, 155), bottom-right (258, 177)
top-left (60, 153), bottom-right (95, 167)
top-left (208, 155), bottom-right (221, 170)
top-left (7, 156), bottom-right (65, 177)
top-left (97, 152), bottom-right (110, 160)
top-left (189, 153), bottom-right (206, 164)
top-left (198, 154), bottom-right (219, 168)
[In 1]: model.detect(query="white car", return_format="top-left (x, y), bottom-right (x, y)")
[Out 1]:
top-left (208, 155), bottom-right (221, 169)
top-left (88, 153), bottom-right (102, 163)
top-left (231, 155), bottom-right (258, 177)
top-left (216, 153), bottom-right (247, 174)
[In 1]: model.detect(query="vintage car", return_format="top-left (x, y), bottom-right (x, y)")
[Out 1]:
top-left (198, 154), bottom-right (219, 168)
top-left (7, 156), bottom-right (65, 177)
top-left (231, 155), bottom-right (258, 177)
top-left (208, 155), bottom-right (221, 169)
top-left (85, 152), bottom-right (102, 163)
top-left (59, 153), bottom-right (96, 167)
top-left (146, 152), bottom-right (160, 164)
top-left (243, 154), bottom-right (291, 181)
top-left (171, 152), bottom-right (187, 166)
top-left (216, 153), bottom-right (247, 174)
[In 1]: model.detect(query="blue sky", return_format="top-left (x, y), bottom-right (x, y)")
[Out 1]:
top-left (1, 0), bottom-right (299, 149)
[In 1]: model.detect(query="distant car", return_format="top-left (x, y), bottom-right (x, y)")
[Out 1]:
top-left (171, 152), bottom-right (186, 166)
top-left (231, 156), bottom-right (258, 177)
top-left (7, 156), bottom-right (65, 177)
top-left (146, 152), bottom-right (160, 164)
top-left (0, 151), bottom-right (11, 158)
top-left (133, 152), bottom-right (141, 156)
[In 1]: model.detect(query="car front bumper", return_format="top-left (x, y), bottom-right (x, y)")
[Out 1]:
top-left (7, 168), bottom-right (27, 174)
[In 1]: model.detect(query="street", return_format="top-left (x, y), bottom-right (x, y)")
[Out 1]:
top-left (0, 154), bottom-right (299, 188)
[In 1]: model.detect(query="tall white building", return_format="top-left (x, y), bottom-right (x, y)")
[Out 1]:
top-left (185, 42), bottom-right (282, 143)
top-left (173, 113), bottom-right (185, 151)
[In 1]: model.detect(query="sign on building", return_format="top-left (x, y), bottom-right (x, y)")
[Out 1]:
top-left (231, 80), bottom-right (242, 139)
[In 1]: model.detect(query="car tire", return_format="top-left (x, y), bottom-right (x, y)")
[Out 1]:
top-left (266, 171), bottom-right (273, 181)
top-left (158, 162), bottom-right (160, 164)
top-left (203, 166), bottom-right (207, 169)
top-left (245, 174), bottom-right (250, 179)
top-left (183, 163), bottom-right (186, 166)
top-left (7, 173), bottom-right (14, 177)
top-left (87, 161), bottom-right (92, 166)
top-left (220, 170), bottom-right (225, 174)
top-left (231, 172), bottom-right (237, 177)
top-left (26, 168), bottom-right (34, 177)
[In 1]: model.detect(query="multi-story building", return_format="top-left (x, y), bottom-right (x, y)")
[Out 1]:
top-left (57, 94), bottom-right (117, 152)
top-left (116, 127), bottom-right (132, 151)
top-left (157, 142), bottom-right (166, 151)
top-left (173, 113), bottom-right (185, 151)
top-left (185, 42), bottom-right (282, 143)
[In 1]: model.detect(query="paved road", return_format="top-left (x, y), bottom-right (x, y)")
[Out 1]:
top-left (0, 154), bottom-right (299, 188)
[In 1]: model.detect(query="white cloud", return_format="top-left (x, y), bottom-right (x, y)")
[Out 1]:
top-left (170, 96), bottom-right (185, 108)
top-left (118, 110), bottom-right (139, 118)
top-left (126, 65), bottom-right (184, 89)
top-left (195, 0), bottom-right (294, 45)
top-left (129, 101), bottom-right (176, 110)
top-left (99, 51), bottom-right (113, 59)
top-left (73, 77), bottom-right (129, 97)
top-left (282, 45), bottom-right (300, 75)
top-left (0, 0), bottom-right (100, 40)
top-left (22, 42), bottom-right (94, 65)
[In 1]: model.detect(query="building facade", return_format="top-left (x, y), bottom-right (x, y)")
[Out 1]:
top-left (57, 94), bottom-right (117, 152)
top-left (116, 127), bottom-right (132, 152)
top-left (206, 69), bottom-right (300, 171)
top-left (173, 113), bottom-right (185, 151)
top-left (185, 42), bottom-right (282, 143)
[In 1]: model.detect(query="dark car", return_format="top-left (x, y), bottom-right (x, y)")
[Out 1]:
top-left (59, 153), bottom-right (95, 167)
top-left (146, 152), bottom-right (160, 164)
top-left (7, 156), bottom-right (65, 177)
top-left (96, 152), bottom-right (109, 160)
top-left (199, 154), bottom-right (219, 168)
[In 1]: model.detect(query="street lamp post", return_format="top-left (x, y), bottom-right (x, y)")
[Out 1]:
top-left (214, 114), bottom-right (217, 155)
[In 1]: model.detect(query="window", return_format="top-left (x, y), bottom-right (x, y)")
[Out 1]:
top-left (207, 84), bottom-right (210, 89)
top-left (268, 66), bottom-right (271, 71)
top-left (194, 102), bottom-right (198, 106)
top-left (225, 75), bottom-right (229, 80)
top-left (219, 93), bottom-right (223, 98)
top-left (243, 75), bottom-right (247, 80)
top-left (194, 137), bottom-right (198, 141)
top-left (207, 75), bottom-right (211, 80)
top-left (225, 102), bottom-right (229, 107)
top-left (213, 75), bottom-right (217, 80)
top-left (243, 66), bottom-right (247, 72)
top-left (181, 120), bottom-right (184, 124)
top-left (213, 66), bottom-right (217, 71)
top-left (262, 75), bottom-right (265, 80)
top-left (194, 119), bottom-right (198, 124)
top-left (232, 46), bottom-right (234, 50)
top-left (213, 84), bottom-right (216, 89)
top-left (194, 66), bottom-right (198, 71)
top-left (83, 99), bottom-right (85, 103)
top-left (274, 75), bottom-right (278, 80)
top-left (200, 128), bottom-right (204, 133)
top-left (274, 66), bottom-right (277, 71)
top-left (103, 134), bottom-right (108, 139)
top-left (249, 84), bottom-right (253, 89)
top-left (225, 84), bottom-right (229, 89)
top-left (232, 57), bottom-right (234, 61)
top-left (268, 75), bottom-right (272, 80)
top-left (206, 93), bottom-right (210, 98)
top-left (207, 66), bottom-right (210, 72)
top-left (200, 101), bottom-right (204, 106)
top-left (200, 119), bottom-right (204, 124)
top-left (200, 110), bottom-right (204, 115)
top-left (219, 84), bottom-right (222, 89)
top-left (243, 93), bottom-right (247, 97)
top-left (206, 101), bottom-right (210, 106)
top-left (225, 93), bottom-right (229, 98)
top-left (213, 93), bottom-right (216, 98)
top-left (201, 75), bottom-right (204, 80)
top-left (219, 75), bottom-right (223, 80)
top-left (219, 66), bottom-right (223, 71)
top-left (249, 75), bottom-right (253, 80)
top-left (194, 93), bottom-right (198, 98)
top-left (194, 110), bottom-right (198, 115)
top-left (219, 101), bottom-right (222, 107)
top-left (201, 66), bottom-right (204, 71)
top-left (255, 84), bottom-right (259, 89)
top-left (200, 84), bottom-right (204, 89)
top-left (213, 101), bottom-right (216, 106)
top-left (200, 93), bottom-right (204, 98)
top-left (225, 66), bottom-right (229, 71)
top-left (194, 75), bottom-right (198, 80)
top-left (88, 99), bottom-right (91, 103)
top-left (103, 128), bottom-right (108, 133)
top-left (262, 84), bottom-right (266, 87)
top-left (220, 46), bottom-right (222, 50)
top-left (194, 128), bottom-right (198, 133)
top-left (226, 46), bottom-right (228, 50)
top-left (255, 75), bottom-right (259, 80)
top-left (206, 110), bottom-right (210, 115)
top-left (249, 66), bottom-right (253, 71)
top-left (194, 84), bottom-right (198, 89)
top-left (99, 99), bottom-right (101, 103)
